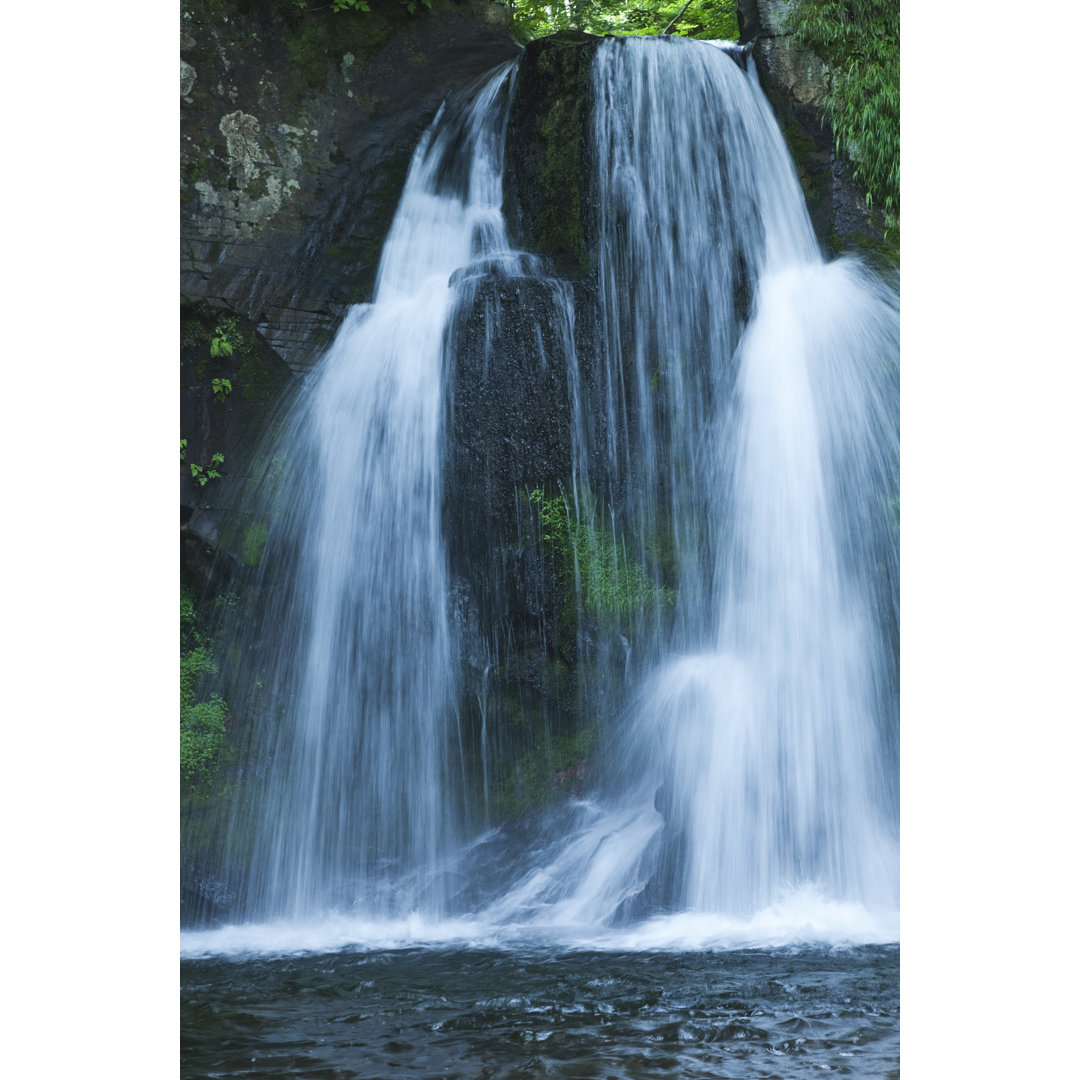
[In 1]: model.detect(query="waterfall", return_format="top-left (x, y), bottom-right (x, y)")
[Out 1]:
top-left (217, 61), bottom-right (521, 921)
top-left (477, 36), bottom-right (898, 932)
top-left (186, 34), bottom-right (898, 951)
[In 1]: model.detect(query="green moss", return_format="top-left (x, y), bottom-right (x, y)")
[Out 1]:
top-left (528, 486), bottom-right (675, 628)
top-left (281, 5), bottom-right (403, 89)
top-left (492, 722), bottom-right (597, 821)
top-left (527, 35), bottom-right (597, 274)
top-left (181, 697), bottom-right (228, 787)
top-left (180, 585), bottom-right (229, 795)
top-left (826, 225), bottom-right (900, 270)
top-left (242, 521), bottom-right (270, 567)
top-left (244, 173), bottom-right (272, 200)
top-left (538, 97), bottom-right (584, 267)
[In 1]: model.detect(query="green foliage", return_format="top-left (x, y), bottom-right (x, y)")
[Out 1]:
top-left (189, 451), bottom-right (225, 488)
top-left (210, 327), bottom-right (235, 358)
top-left (511, 0), bottom-right (737, 42)
top-left (181, 697), bottom-right (228, 788)
top-left (180, 587), bottom-right (229, 793)
top-left (212, 377), bottom-right (233, 403)
top-left (791, 0), bottom-right (899, 228)
top-left (181, 645), bottom-right (217, 707)
top-left (330, 0), bottom-right (432, 16)
top-left (528, 487), bottom-right (674, 620)
top-left (180, 586), bottom-right (198, 635)
top-left (209, 316), bottom-right (255, 360)
top-left (495, 723), bottom-right (596, 819)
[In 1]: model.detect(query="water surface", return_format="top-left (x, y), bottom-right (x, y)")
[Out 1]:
top-left (181, 945), bottom-right (899, 1078)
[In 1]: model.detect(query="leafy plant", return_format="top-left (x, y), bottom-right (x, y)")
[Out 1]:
top-left (528, 487), bottom-right (673, 619)
top-left (331, 0), bottom-right (431, 13)
top-left (510, 0), bottom-right (737, 42)
top-left (210, 318), bottom-right (240, 358)
top-left (180, 586), bottom-right (229, 793)
top-left (790, 0), bottom-right (899, 229)
top-left (212, 377), bottom-right (233, 403)
top-left (181, 697), bottom-right (228, 788)
top-left (189, 452), bottom-right (225, 488)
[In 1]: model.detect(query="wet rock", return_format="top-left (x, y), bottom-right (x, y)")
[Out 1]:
top-left (180, 0), bottom-right (519, 371)
top-left (736, 0), bottom-right (885, 248)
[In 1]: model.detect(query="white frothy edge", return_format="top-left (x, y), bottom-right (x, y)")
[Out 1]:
top-left (180, 886), bottom-right (898, 959)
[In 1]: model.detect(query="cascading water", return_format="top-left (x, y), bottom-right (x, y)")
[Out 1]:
top-left (466, 37), bottom-right (899, 940)
top-left (583, 37), bottom-right (899, 922)
top-left (184, 34), bottom-right (898, 953)
top-left (216, 62), bottom-right (523, 922)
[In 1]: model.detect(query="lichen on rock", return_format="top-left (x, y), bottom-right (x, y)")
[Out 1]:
top-left (181, 59), bottom-right (197, 97)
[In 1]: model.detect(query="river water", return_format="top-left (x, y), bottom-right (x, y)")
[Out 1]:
top-left (181, 944), bottom-right (898, 1078)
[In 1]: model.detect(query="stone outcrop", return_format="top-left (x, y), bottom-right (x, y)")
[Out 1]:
top-left (180, 0), bottom-right (519, 372)
top-left (181, 0), bottom-right (520, 559)
top-left (736, 0), bottom-right (889, 251)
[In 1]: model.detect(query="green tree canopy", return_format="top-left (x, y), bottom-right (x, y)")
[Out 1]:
top-left (509, 0), bottom-right (738, 42)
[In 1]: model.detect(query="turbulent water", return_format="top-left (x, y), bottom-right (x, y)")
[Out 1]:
top-left (187, 33), bottom-right (899, 967)
top-left (181, 945), bottom-right (899, 1079)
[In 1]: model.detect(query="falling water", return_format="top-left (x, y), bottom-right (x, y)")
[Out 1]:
top-left (185, 34), bottom-right (898, 952)
top-left (217, 62), bottom-right (522, 921)
top-left (473, 36), bottom-right (899, 935)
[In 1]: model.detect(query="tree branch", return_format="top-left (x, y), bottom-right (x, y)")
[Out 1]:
top-left (663, 0), bottom-right (695, 35)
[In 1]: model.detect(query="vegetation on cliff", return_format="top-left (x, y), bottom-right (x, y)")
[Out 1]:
top-left (504, 0), bottom-right (898, 229)
top-left (181, 587), bottom-right (229, 796)
top-left (791, 0), bottom-right (899, 228)
top-left (510, 0), bottom-right (737, 41)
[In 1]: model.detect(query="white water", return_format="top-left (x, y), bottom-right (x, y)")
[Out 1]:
top-left (180, 887), bottom-right (898, 959)
top-left (218, 62), bottom-right (522, 921)
top-left (188, 36), bottom-right (899, 955)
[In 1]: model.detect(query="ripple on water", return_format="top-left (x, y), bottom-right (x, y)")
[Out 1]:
top-left (182, 945), bottom-right (898, 1078)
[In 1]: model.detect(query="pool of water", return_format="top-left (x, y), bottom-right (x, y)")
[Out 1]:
top-left (181, 944), bottom-right (899, 1078)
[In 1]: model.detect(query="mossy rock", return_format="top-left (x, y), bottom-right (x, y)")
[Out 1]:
top-left (504, 31), bottom-right (602, 277)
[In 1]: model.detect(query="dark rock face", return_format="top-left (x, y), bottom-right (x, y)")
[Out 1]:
top-left (181, 0), bottom-right (519, 372)
top-left (736, 0), bottom-right (888, 251)
top-left (181, 0), bottom-right (520, 573)
top-left (446, 273), bottom-right (576, 576)
top-left (181, 300), bottom-right (296, 597)
top-left (503, 31), bottom-right (601, 277)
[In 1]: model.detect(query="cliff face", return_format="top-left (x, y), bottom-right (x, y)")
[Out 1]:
top-left (180, 4), bottom-right (887, 536)
top-left (180, 1), bottom-right (519, 561)
top-left (180, 1), bottom-right (519, 373)
top-left (736, 0), bottom-right (888, 251)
